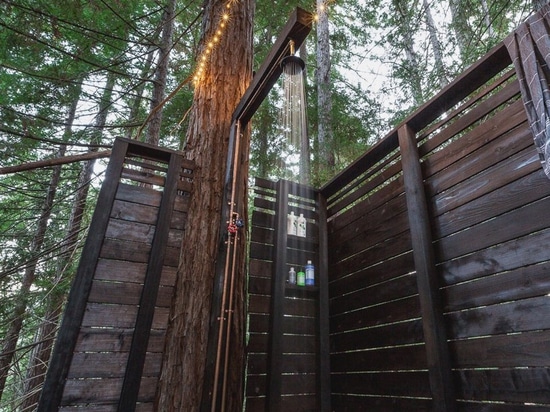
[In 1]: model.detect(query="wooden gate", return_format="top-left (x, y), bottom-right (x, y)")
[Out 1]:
top-left (39, 138), bottom-right (194, 411)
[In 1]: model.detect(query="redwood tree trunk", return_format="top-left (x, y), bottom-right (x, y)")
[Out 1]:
top-left (156, 0), bottom-right (254, 410)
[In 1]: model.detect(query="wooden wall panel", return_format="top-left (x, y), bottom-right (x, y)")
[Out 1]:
top-left (40, 139), bottom-right (194, 411)
top-left (324, 45), bottom-right (550, 409)
top-left (245, 178), bottom-right (328, 411)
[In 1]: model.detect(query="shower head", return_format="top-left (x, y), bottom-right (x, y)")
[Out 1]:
top-left (281, 55), bottom-right (305, 72)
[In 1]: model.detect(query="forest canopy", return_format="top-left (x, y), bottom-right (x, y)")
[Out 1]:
top-left (0, 0), bottom-right (543, 409)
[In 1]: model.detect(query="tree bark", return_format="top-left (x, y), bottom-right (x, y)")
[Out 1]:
top-left (316, 0), bottom-right (335, 173)
top-left (146, 0), bottom-right (177, 145)
top-left (481, 0), bottom-right (494, 38)
top-left (422, 0), bottom-right (448, 88)
top-left (156, 0), bottom-right (254, 410)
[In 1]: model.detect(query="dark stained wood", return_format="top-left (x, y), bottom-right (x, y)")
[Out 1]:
top-left (433, 169), bottom-right (550, 239)
top-left (249, 241), bottom-right (274, 261)
top-left (248, 276), bottom-right (272, 295)
top-left (419, 79), bottom-right (521, 158)
top-left (111, 200), bottom-right (159, 225)
top-left (74, 328), bottom-right (165, 353)
top-left (38, 139), bottom-right (129, 412)
top-left (446, 295), bottom-right (550, 340)
top-left (247, 373), bottom-right (317, 397)
top-left (331, 371), bottom-right (431, 397)
top-left (418, 68), bottom-right (516, 140)
top-left (329, 251), bottom-right (415, 297)
top-left (444, 261), bottom-right (550, 312)
top-left (248, 333), bottom-right (316, 354)
top-left (81, 303), bottom-right (169, 330)
top-left (330, 344), bottom-right (428, 372)
top-left (119, 154), bottom-right (184, 411)
top-left (100, 238), bottom-right (151, 263)
top-left (115, 183), bottom-right (162, 207)
top-left (266, 179), bottom-right (289, 411)
top-left (61, 377), bottom-right (158, 405)
top-left (331, 318), bottom-right (425, 353)
top-left (233, 7), bottom-right (313, 125)
top-left (431, 143), bottom-right (539, 216)
top-left (321, 131), bottom-right (400, 200)
top-left (94, 259), bottom-right (147, 284)
top-left (67, 352), bottom-right (162, 379)
top-left (398, 123), bottom-right (456, 411)
top-left (330, 273), bottom-right (418, 315)
top-left (455, 367), bottom-right (550, 404)
top-left (328, 189), bottom-right (407, 240)
top-left (439, 227), bottom-right (550, 286)
top-left (327, 156), bottom-right (403, 217)
top-left (422, 98), bottom-right (526, 181)
top-left (330, 295), bottom-right (421, 333)
top-left (426, 122), bottom-right (532, 201)
top-left (331, 394), bottom-right (433, 411)
top-left (248, 259), bottom-right (273, 278)
top-left (317, 192), bottom-right (331, 412)
top-left (450, 330), bottom-right (550, 368)
top-left (322, 42), bottom-right (511, 200)
top-left (436, 195), bottom-right (550, 262)
top-left (329, 202), bottom-right (409, 263)
top-left (329, 230), bottom-right (412, 282)
top-left (121, 167), bottom-right (165, 187)
top-left (105, 219), bottom-right (156, 244)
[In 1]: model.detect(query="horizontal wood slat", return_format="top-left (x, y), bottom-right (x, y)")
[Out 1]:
top-left (40, 139), bottom-right (195, 411)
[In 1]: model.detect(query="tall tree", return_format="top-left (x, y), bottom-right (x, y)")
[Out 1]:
top-left (146, 0), bottom-right (177, 145)
top-left (422, 0), bottom-right (448, 89)
top-left (19, 72), bottom-right (115, 411)
top-left (316, 0), bottom-right (336, 175)
top-left (0, 88), bottom-right (80, 400)
top-left (156, 0), bottom-right (254, 410)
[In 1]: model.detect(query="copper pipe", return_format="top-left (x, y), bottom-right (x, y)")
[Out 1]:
top-left (220, 219), bottom-right (240, 411)
top-left (211, 120), bottom-right (241, 412)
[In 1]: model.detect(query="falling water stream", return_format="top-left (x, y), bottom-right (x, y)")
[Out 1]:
top-left (281, 54), bottom-right (310, 184)
top-left (280, 50), bottom-right (318, 403)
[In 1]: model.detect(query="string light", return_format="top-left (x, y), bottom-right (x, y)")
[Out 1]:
top-left (192, 0), bottom-right (236, 85)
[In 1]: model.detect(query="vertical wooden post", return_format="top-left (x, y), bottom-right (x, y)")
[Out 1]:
top-left (266, 179), bottom-right (289, 411)
top-left (316, 192), bottom-right (331, 412)
top-left (398, 124), bottom-right (456, 411)
top-left (118, 153), bottom-right (183, 411)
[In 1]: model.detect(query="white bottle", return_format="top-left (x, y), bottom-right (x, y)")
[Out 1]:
top-left (287, 211), bottom-right (297, 236)
top-left (297, 213), bottom-right (306, 237)
top-left (288, 267), bottom-right (296, 284)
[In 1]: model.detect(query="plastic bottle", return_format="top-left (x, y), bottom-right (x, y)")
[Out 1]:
top-left (297, 270), bottom-right (305, 286)
top-left (288, 267), bottom-right (296, 285)
top-left (297, 213), bottom-right (306, 237)
top-left (287, 211), bottom-right (297, 236)
top-left (305, 260), bottom-right (314, 286)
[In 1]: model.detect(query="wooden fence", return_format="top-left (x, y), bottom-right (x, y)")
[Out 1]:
top-left (39, 138), bottom-right (194, 411)
top-left (322, 42), bottom-right (550, 410)
top-left (246, 178), bottom-right (330, 411)
top-left (247, 42), bottom-right (550, 411)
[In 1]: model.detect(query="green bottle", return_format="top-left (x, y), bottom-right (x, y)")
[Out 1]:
top-left (297, 270), bottom-right (305, 286)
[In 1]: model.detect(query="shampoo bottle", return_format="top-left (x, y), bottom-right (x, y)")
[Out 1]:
top-left (305, 260), bottom-right (314, 286)
top-left (288, 267), bottom-right (296, 285)
top-left (297, 213), bottom-right (306, 237)
top-left (287, 211), bottom-right (297, 236)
